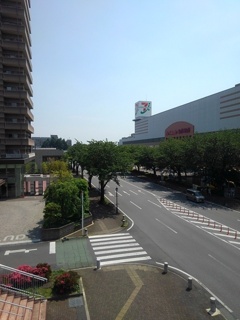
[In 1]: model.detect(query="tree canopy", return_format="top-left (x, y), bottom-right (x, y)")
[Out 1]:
top-left (41, 137), bottom-right (69, 150)
top-left (43, 177), bottom-right (89, 228)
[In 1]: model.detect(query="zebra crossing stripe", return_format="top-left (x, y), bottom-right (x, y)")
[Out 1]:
top-left (97, 251), bottom-right (148, 260)
top-left (90, 235), bottom-right (133, 242)
top-left (95, 247), bottom-right (144, 255)
top-left (91, 239), bottom-right (136, 246)
top-left (89, 233), bottom-right (128, 239)
top-left (93, 243), bottom-right (140, 250)
top-left (100, 256), bottom-right (151, 267)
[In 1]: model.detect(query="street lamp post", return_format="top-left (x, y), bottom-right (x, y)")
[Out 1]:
top-left (115, 187), bottom-right (118, 214)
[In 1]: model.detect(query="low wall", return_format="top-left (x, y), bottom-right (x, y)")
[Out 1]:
top-left (41, 216), bottom-right (93, 241)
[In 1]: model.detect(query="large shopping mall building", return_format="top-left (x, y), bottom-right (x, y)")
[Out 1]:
top-left (119, 83), bottom-right (240, 146)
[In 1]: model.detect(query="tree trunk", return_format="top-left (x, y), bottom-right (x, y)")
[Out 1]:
top-left (177, 167), bottom-right (182, 182)
top-left (80, 165), bottom-right (84, 179)
top-left (100, 180), bottom-right (105, 204)
top-left (88, 175), bottom-right (93, 189)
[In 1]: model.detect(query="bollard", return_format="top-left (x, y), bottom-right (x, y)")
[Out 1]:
top-left (210, 297), bottom-right (216, 313)
top-left (84, 228), bottom-right (88, 237)
top-left (122, 215), bottom-right (125, 221)
top-left (163, 262), bottom-right (168, 274)
top-left (187, 277), bottom-right (192, 290)
top-left (96, 259), bottom-right (101, 270)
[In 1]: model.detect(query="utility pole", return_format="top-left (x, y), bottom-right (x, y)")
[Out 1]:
top-left (81, 191), bottom-right (84, 235)
top-left (115, 187), bottom-right (118, 214)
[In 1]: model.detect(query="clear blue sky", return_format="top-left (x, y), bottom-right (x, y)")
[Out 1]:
top-left (31, 0), bottom-right (240, 144)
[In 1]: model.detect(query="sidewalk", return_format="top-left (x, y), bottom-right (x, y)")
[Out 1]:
top-left (47, 194), bottom-right (230, 320)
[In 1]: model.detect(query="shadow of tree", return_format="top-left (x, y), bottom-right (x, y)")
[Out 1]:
top-left (27, 218), bottom-right (44, 241)
top-left (89, 188), bottom-right (119, 221)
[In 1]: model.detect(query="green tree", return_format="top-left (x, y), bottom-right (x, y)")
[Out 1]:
top-left (201, 130), bottom-right (240, 185)
top-left (43, 203), bottom-right (63, 228)
top-left (86, 140), bottom-right (132, 203)
top-left (159, 138), bottom-right (186, 181)
top-left (41, 137), bottom-right (68, 150)
top-left (42, 160), bottom-right (72, 180)
top-left (44, 178), bottom-right (89, 226)
top-left (138, 146), bottom-right (159, 176)
top-left (67, 141), bottom-right (88, 178)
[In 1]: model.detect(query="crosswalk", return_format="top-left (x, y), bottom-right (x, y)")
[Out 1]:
top-left (89, 233), bottom-right (151, 267)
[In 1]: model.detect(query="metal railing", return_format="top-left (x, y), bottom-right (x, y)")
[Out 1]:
top-left (0, 264), bottom-right (47, 300)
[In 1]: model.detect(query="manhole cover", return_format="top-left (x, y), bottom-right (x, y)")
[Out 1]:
top-left (68, 296), bottom-right (83, 308)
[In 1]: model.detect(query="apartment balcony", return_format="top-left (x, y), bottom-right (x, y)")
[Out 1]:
top-left (3, 89), bottom-right (33, 108)
top-left (3, 138), bottom-right (35, 146)
top-left (1, 105), bottom-right (34, 121)
top-left (1, 37), bottom-right (32, 60)
top-left (0, 4), bottom-right (24, 19)
top-left (2, 72), bottom-right (25, 83)
top-left (3, 74), bottom-right (33, 96)
top-left (2, 71), bottom-right (33, 88)
top-left (4, 122), bottom-right (34, 134)
top-left (2, 52), bottom-right (32, 71)
top-left (0, 21), bottom-right (25, 34)
top-left (0, 152), bottom-right (35, 160)
top-left (0, 21), bottom-right (31, 46)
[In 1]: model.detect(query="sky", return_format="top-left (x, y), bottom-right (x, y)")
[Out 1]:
top-left (31, 0), bottom-right (240, 144)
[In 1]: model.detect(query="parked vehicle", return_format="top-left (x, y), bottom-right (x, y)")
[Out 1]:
top-left (186, 189), bottom-right (205, 203)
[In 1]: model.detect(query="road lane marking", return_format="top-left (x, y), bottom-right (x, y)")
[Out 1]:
top-left (156, 218), bottom-right (178, 234)
top-left (123, 190), bottom-right (130, 196)
top-left (229, 240), bottom-right (240, 245)
top-left (92, 243), bottom-right (140, 250)
top-left (91, 239), bottom-right (136, 246)
top-left (130, 201), bottom-right (142, 209)
top-left (208, 254), bottom-right (240, 278)
top-left (98, 251), bottom-right (148, 260)
top-left (49, 241), bottom-right (56, 254)
top-left (90, 235), bottom-right (133, 242)
top-left (4, 249), bottom-right (37, 255)
top-left (213, 233), bottom-right (238, 238)
top-left (129, 190), bottom-right (138, 195)
top-left (95, 247), bottom-right (144, 255)
top-left (90, 233), bottom-right (128, 238)
top-left (148, 200), bottom-right (162, 208)
top-left (100, 256), bottom-right (151, 266)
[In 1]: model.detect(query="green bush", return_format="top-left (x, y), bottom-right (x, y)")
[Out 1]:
top-left (43, 202), bottom-right (64, 228)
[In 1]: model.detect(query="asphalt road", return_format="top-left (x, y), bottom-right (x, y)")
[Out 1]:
top-left (101, 176), bottom-right (240, 320)
top-left (0, 196), bottom-right (56, 269)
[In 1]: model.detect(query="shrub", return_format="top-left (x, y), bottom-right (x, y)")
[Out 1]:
top-left (10, 265), bottom-right (33, 287)
top-left (52, 271), bottom-right (79, 295)
top-left (43, 202), bottom-right (64, 228)
top-left (9, 263), bottom-right (52, 288)
top-left (34, 263), bottom-right (52, 280)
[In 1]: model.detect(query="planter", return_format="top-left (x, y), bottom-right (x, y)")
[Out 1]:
top-left (41, 216), bottom-right (93, 241)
